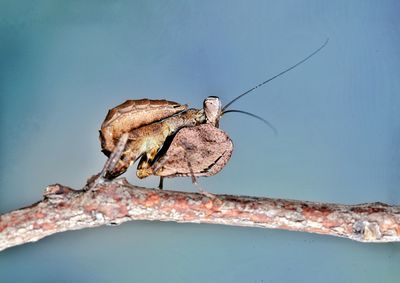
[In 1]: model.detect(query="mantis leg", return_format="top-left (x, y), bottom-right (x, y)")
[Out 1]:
top-left (136, 146), bottom-right (160, 179)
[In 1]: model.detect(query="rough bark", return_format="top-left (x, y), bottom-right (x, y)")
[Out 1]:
top-left (1, 178), bottom-right (399, 251)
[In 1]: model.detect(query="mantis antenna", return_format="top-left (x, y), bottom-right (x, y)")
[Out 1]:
top-left (222, 38), bottom-right (329, 111)
top-left (222, 109), bottom-right (278, 135)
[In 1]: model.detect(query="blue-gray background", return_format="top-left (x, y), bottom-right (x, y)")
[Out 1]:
top-left (1, 1), bottom-right (399, 282)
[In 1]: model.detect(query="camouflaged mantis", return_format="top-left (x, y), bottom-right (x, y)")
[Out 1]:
top-left (99, 39), bottom-right (328, 187)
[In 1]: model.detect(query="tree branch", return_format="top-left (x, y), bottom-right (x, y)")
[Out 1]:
top-left (1, 178), bottom-right (399, 251)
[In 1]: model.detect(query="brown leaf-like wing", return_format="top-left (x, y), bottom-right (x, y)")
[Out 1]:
top-left (152, 123), bottom-right (233, 177)
top-left (100, 99), bottom-right (187, 155)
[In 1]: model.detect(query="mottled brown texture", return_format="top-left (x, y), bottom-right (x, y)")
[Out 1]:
top-left (141, 123), bottom-right (233, 178)
top-left (105, 109), bottom-right (206, 179)
top-left (1, 179), bottom-right (399, 252)
top-left (99, 97), bottom-right (225, 180)
top-left (100, 99), bottom-right (187, 155)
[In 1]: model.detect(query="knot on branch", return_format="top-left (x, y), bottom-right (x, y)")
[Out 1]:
top-left (43, 184), bottom-right (79, 203)
top-left (353, 220), bottom-right (382, 241)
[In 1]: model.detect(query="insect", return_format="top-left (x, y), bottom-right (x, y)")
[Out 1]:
top-left (99, 39), bottom-right (328, 186)
top-left (99, 97), bottom-right (213, 179)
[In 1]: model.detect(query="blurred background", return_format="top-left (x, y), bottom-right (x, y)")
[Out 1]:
top-left (1, 1), bottom-right (399, 282)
